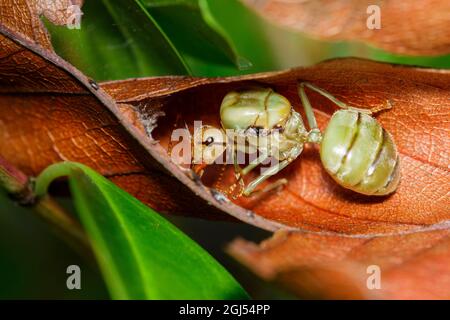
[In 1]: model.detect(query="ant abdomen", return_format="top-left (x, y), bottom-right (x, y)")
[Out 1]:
top-left (320, 110), bottom-right (400, 195)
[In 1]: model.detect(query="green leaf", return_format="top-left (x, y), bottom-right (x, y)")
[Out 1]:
top-left (46, 0), bottom-right (249, 78)
top-left (35, 162), bottom-right (249, 300)
top-left (204, 0), bottom-right (277, 73)
top-left (368, 48), bottom-right (450, 69)
top-left (141, 0), bottom-right (248, 76)
top-left (45, 0), bottom-right (190, 80)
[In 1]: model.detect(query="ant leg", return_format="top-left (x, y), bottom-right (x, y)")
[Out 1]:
top-left (252, 178), bottom-right (288, 197)
top-left (368, 99), bottom-right (393, 114)
top-left (232, 138), bottom-right (269, 178)
top-left (192, 163), bottom-right (207, 177)
top-left (298, 82), bottom-right (322, 143)
top-left (299, 82), bottom-right (373, 115)
top-left (232, 144), bottom-right (241, 178)
top-left (229, 150), bottom-right (269, 198)
top-left (229, 139), bottom-right (279, 197)
top-left (243, 159), bottom-right (291, 196)
top-left (240, 152), bottom-right (269, 176)
top-left (223, 143), bottom-right (245, 198)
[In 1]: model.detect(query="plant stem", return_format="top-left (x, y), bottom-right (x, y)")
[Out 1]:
top-left (0, 156), bottom-right (91, 257)
top-left (0, 156), bottom-right (29, 194)
top-left (34, 196), bottom-right (92, 255)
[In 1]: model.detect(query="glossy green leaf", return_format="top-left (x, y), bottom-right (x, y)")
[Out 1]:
top-left (141, 0), bottom-right (248, 75)
top-left (205, 0), bottom-right (277, 73)
top-left (46, 0), bottom-right (190, 80)
top-left (46, 0), bottom-right (249, 78)
top-left (35, 162), bottom-right (249, 300)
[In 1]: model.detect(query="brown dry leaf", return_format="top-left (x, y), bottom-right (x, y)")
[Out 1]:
top-left (1, 0), bottom-right (448, 301)
top-left (228, 229), bottom-right (450, 299)
top-left (242, 0), bottom-right (450, 56)
top-left (102, 60), bottom-right (450, 236)
top-left (0, 0), bottom-right (224, 219)
top-left (0, 0), bottom-right (83, 50)
top-left (0, 1), bottom-right (449, 236)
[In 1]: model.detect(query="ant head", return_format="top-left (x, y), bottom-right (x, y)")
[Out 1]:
top-left (192, 125), bottom-right (228, 165)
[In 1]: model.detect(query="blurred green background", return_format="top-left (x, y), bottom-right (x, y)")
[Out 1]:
top-left (46, 0), bottom-right (450, 81)
top-left (1, 0), bottom-right (449, 299)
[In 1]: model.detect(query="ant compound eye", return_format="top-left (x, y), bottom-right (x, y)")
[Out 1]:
top-left (192, 125), bottom-right (228, 165)
top-left (203, 136), bottom-right (214, 146)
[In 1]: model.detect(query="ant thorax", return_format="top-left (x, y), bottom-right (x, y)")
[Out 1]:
top-left (275, 110), bottom-right (308, 161)
top-left (225, 109), bottom-right (308, 162)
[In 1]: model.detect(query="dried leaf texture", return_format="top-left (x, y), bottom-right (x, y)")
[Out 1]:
top-left (242, 0), bottom-right (450, 56)
top-left (103, 60), bottom-right (450, 235)
top-left (0, 25), bottom-right (226, 219)
top-left (228, 228), bottom-right (450, 299)
top-left (1, 0), bottom-right (449, 299)
top-left (0, 0), bottom-right (83, 50)
top-left (0, 4), bottom-right (449, 235)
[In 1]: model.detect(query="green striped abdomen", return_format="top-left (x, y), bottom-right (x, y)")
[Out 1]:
top-left (320, 110), bottom-right (400, 196)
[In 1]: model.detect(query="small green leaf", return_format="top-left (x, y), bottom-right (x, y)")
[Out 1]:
top-left (46, 0), bottom-right (190, 80)
top-left (35, 162), bottom-right (249, 300)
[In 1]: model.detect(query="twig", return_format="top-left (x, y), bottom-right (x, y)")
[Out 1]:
top-left (0, 156), bottom-right (92, 258)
